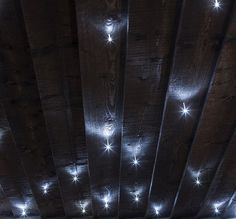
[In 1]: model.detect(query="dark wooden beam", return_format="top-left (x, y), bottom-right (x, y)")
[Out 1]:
top-left (170, 1), bottom-right (236, 218)
top-left (0, 106), bottom-right (39, 217)
top-left (20, 0), bottom-right (92, 217)
top-left (118, 0), bottom-right (181, 218)
top-left (0, 184), bottom-right (12, 216)
top-left (0, 0), bottom-right (64, 216)
top-left (75, 0), bottom-right (127, 217)
top-left (196, 130), bottom-right (236, 218)
top-left (146, 0), bottom-right (234, 218)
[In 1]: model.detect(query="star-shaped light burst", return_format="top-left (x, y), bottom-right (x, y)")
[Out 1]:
top-left (132, 156), bottom-right (140, 167)
top-left (180, 102), bottom-right (190, 116)
top-left (42, 183), bottom-right (49, 195)
top-left (214, 0), bottom-right (220, 8)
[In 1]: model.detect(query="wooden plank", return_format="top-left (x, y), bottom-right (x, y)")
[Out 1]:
top-left (0, 185), bottom-right (12, 216)
top-left (20, 0), bottom-right (92, 217)
top-left (171, 2), bottom-right (236, 217)
top-left (222, 190), bottom-right (236, 219)
top-left (196, 131), bottom-right (236, 218)
top-left (75, 0), bottom-right (127, 217)
top-left (0, 0), bottom-right (64, 216)
top-left (118, 0), bottom-right (181, 218)
top-left (146, 0), bottom-right (234, 217)
top-left (0, 107), bottom-right (39, 217)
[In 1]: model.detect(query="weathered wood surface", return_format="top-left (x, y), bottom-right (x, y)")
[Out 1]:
top-left (118, 0), bottom-right (181, 218)
top-left (147, 0), bottom-right (234, 217)
top-left (0, 0), bottom-right (64, 216)
top-left (20, 0), bottom-right (91, 216)
top-left (75, 0), bottom-right (127, 217)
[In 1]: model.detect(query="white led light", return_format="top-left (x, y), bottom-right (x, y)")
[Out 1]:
top-left (107, 34), bottom-right (113, 43)
top-left (73, 175), bottom-right (79, 182)
top-left (215, 208), bottom-right (219, 214)
top-left (214, 0), bottom-right (220, 8)
top-left (181, 102), bottom-right (190, 116)
top-left (195, 178), bottom-right (201, 186)
top-left (104, 142), bottom-right (112, 152)
top-left (20, 205), bottom-right (27, 217)
top-left (103, 192), bottom-right (111, 209)
top-left (135, 195), bottom-right (139, 202)
top-left (153, 204), bottom-right (162, 216)
top-left (132, 156), bottom-right (140, 167)
top-left (82, 207), bottom-right (86, 214)
top-left (42, 183), bottom-right (49, 194)
top-left (21, 209), bottom-right (27, 217)
top-left (155, 208), bottom-right (160, 216)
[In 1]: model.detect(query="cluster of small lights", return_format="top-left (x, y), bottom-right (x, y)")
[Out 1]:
top-left (33, 4), bottom-right (224, 216)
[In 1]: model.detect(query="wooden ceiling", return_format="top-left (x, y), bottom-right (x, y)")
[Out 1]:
top-left (0, 0), bottom-right (236, 218)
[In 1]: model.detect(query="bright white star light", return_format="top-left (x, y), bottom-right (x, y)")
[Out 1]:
top-left (107, 34), bottom-right (113, 43)
top-left (132, 157), bottom-right (140, 167)
top-left (42, 183), bottom-right (49, 194)
top-left (214, 0), bottom-right (220, 8)
top-left (180, 102), bottom-right (190, 116)
top-left (73, 175), bottom-right (79, 183)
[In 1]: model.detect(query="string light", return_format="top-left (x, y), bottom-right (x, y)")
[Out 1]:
top-left (132, 156), bottom-right (140, 167)
top-left (134, 194), bottom-right (139, 203)
top-left (73, 175), bottom-right (79, 182)
top-left (42, 183), bottom-right (49, 194)
top-left (80, 202), bottom-right (87, 215)
top-left (180, 102), bottom-right (190, 116)
top-left (152, 205), bottom-right (162, 217)
top-left (103, 195), bottom-right (110, 209)
top-left (103, 123), bottom-right (114, 138)
top-left (20, 205), bottom-right (27, 217)
top-left (107, 34), bottom-right (113, 43)
top-left (213, 203), bottom-right (222, 214)
top-left (195, 178), bottom-right (201, 186)
top-left (194, 171), bottom-right (201, 186)
top-left (154, 207), bottom-right (160, 216)
top-left (214, 0), bottom-right (220, 8)
top-left (102, 190), bottom-right (111, 210)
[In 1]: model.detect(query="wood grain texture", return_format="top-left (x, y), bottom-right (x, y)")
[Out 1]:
top-left (75, 0), bottom-right (127, 217)
top-left (171, 2), bottom-right (236, 217)
top-left (0, 107), bottom-right (39, 217)
top-left (147, 0), bottom-right (234, 217)
top-left (0, 0), bottom-right (64, 216)
top-left (118, 0), bottom-right (180, 218)
top-left (20, 0), bottom-right (91, 216)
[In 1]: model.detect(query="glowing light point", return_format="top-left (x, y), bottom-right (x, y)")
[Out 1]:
top-left (73, 175), bottom-right (79, 182)
top-left (103, 193), bottom-right (110, 209)
top-left (82, 208), bottom-right (86, 214)
top-left (135, 196), bottom-right (139, 202)
top-left (105, 143), bottom-right (112, 152)
top-left (196, 178), bottom-right (201, 186)
top-left (21, 209), bottom-right (26, 217)
top-left (132, 157), bottom-right (140, 167)
top-left (214, 0), bottom-right (220, 8)
top-left (42, 183), bottom-right (49, 194)
top-left (155, 208), bottom-right (160, 216)
top-left (107, 34), bottom-right (113, 43)
top-left (105, 202), bottom-right (109, 209)
top-left (214, 207), bottom-right (219, 214)
top-left (181, 102), bottom-right (190, 116)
